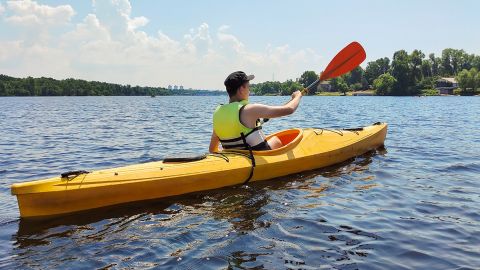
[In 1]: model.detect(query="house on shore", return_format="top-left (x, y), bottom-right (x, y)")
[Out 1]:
top-left (317, 81), bottom-right (332, 92)
top-left (435, 77), bottom-right (458, 95)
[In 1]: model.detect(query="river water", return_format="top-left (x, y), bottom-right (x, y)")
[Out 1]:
top-left (0, 96), bottom-right (479, 269)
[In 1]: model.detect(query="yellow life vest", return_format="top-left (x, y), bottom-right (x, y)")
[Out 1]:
top-left (213, 100), bottom-right (269, 150)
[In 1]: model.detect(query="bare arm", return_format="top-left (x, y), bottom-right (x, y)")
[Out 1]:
top-left (241, 91), bottom-right (302, 127)
top-left (209, 131), bottom-right (220, 153)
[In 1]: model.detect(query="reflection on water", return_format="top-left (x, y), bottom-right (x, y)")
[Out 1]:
top-left (1, 96), bottom-right (479, 269)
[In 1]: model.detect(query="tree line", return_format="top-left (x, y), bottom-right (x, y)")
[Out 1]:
top-left (251, 48), bottom-right (480, 96)
top-left (0, 75), bottom-right (224, 96)
top-left (2, 48), bottom-right (479, 97)
top-left (371, 48), bottom-right (480, 96)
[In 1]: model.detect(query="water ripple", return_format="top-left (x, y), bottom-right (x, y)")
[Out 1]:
top-left (0, 96), bottom-right (479, 269)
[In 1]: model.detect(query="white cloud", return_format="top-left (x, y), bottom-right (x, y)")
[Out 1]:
top-left (4, 0), bottom-right (75, 26)
top-left (62, 14), bottom-right (110, 43)
top-left (0, 41), bottom-right (23, 62)
top-left (184, 23), bottom-right (213, 56)
top-left (217, 25), bottom-right (245, 53)
top-left (0, 4), bottom-right (5, 15)
top-left (128, 16), bottom-right (148, 30)
top-left (92, 0), bottom-right (147, 37)
top-left (0, 0), bottom-right (325, 89)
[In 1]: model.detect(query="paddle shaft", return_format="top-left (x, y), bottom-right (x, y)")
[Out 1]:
top-left (301, 78), bottom-right (321, 95)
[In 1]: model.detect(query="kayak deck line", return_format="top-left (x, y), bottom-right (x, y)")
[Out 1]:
top-left (11, 127), bottom-right (385, 192)
top-left (46, 128), bottom-right (357, 182)
top-left (11, 127), bottom-right (380, 193)
top-left (53, 167), bottom-right (253, 188)
top-left (11, 123), bottom-right (388, 218)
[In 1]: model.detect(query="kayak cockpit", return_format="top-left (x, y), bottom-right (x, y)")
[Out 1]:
top-left (257, 128), bottom-right (303, 155)
top-left (225, 128), bottom-right (302, 156)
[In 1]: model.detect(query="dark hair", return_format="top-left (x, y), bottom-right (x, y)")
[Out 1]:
top-left (226, 82), bottom-right (247, 97)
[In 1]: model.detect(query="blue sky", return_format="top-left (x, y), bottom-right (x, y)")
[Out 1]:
top-left (1, 0), bottom-right (479, 89)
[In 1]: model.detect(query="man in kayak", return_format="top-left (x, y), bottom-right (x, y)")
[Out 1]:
top-left (209, 71), bottom-right (302, 153)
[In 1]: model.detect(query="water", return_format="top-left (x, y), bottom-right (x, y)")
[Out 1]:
top-left (0, 96), bottom-right (479, 269)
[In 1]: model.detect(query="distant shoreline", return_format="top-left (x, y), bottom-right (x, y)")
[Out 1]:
top-left (0, 74), bottom-right (225, 97)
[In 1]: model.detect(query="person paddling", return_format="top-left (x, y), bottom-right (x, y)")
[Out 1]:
top-left (209, 71), bottom-right (302, 153)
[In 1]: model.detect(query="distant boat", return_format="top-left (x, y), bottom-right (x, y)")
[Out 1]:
top-left (150, 94), bottom-right (156, 98)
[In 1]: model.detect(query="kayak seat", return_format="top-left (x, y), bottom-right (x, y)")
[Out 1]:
top-left (275, 129), bottom-right (301, 145)
top-left (163, 154), bottom-right (207, 163)
top-left (253, 128), bottom-right (303, 156)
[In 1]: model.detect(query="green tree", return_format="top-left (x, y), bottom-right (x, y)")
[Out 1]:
top-left (0, 82), bottom-right (5, 96)
top-left (350, 83), bottom-right (363, 91)
top-left (475, 69), bottom-right (480, 94)
top-left (373, 73), bottom-right (396, 96)
top-left (421, 59), bottom-right (432, 78)
top-left (429, 53), bottom-right (440, 76)
top-left (451, 49), bottom-right (461, 74)
top-left (297, 71), bottom-right (318, 88)
top-left (365, 61), bottom-right (380, 85)
top-left (0, 74), bottom-right (173, 96)
top-left (345, 66), bottom-right (365, 86)
top-left (391, 50), bottom-right (412, 95)
top-left (472, 55), bottom-right (480, 70)
top-left (338, 81), bottom-right (349, 95)
top-left (376, 57), bottom-right (390, 74)
top-left (365, 57), bottom-right (390, 85)
top-left (416, 76), bottom-right (436, 91)
top-left (441, 48), bottom-right (454, 76)
top-left (456, 68), bottom-right (478, 95)
top-left (280, 80), bottom-right (303, 95)
top-left (410, 49), bottom-right (425, 83)
top-left (468, 68), bottom-right (479, 94)
top-left (451, 49), bottom-right (469, 74)
top-left (25, 76), bottom-right (35, 96)
top-left (251, 81), bottom-right (283, 95)
top-left (456, 69), bottom-right (470, 94)
top-left (330, 77), bottom-right (349, 95)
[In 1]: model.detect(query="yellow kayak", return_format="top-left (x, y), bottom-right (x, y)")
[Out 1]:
top-left (11, 123), bottom-right (387, 218)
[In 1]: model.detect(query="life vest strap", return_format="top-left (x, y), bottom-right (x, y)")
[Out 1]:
top-left (219, 126), bottom-right (268, 150)
top-left (240, 132), bottom-right (255, 185)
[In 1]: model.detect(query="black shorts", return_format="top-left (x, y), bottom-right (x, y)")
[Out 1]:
top-left (251, 141), bottom-right (272, 151)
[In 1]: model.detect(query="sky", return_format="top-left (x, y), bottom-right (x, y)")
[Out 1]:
top-left (0, 0), bottom-right (479, 89)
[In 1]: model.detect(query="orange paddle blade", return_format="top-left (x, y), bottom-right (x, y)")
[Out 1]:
top-left (319, 41), bottom-right (366, 81)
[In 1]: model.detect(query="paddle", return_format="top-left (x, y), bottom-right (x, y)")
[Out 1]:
top-left (259, 42), bottom-right (366, 125)
top-left (302, 41), bottom-right (366, 94)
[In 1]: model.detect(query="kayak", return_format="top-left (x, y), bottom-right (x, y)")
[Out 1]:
top-left (11, 123), bottom-right (387, 218)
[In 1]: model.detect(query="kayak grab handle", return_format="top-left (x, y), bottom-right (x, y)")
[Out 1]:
top-left (61, 170), bottom-right (90, 178)
top-left (163, 154), bottom-right (207, 163)
top-left (343, 127), bottom-right (364, 131)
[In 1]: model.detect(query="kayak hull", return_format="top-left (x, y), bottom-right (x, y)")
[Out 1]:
top-left (12, 123), bottom-right (387, 218)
